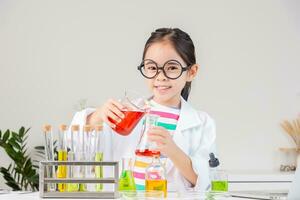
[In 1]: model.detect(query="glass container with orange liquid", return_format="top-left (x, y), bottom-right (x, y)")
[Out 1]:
top-left (108, 91), bottom-right (149, 136)
top-left (145, 155), bottom-right (167, 197)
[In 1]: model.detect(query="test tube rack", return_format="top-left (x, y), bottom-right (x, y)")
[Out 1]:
top-left (39, 161), bottom-right (119, 199)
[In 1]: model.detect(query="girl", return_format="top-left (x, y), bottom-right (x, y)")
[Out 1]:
top-left (70, 28), bottom-right (216, 192)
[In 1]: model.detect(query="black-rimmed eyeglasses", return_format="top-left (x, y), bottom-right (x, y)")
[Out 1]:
top-left (137, 59), bottom-right (190, 80)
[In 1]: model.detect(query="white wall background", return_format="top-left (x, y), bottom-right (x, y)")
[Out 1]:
top-left (0, 0), bottom-right (299, 189)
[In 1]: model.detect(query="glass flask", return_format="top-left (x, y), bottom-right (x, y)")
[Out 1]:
top-left (119, 157), bottom-right (136, 191)
top-left (108, 91), bottom-right (149, 136)
top-left (135, 114), bottom-right (160, 157)
top-left (145, 156), bottom-right (167, 197)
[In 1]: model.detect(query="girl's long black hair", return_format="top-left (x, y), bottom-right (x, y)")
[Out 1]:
top-left (142, 28), bottom-right (196, 101)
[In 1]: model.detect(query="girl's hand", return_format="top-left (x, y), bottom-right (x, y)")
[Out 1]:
top-left (147, 126), bottom-right (179, 158)
top-left (148, 126), bottom-right (198, 186)
top-left (87, 99), bottom-right (125, 128)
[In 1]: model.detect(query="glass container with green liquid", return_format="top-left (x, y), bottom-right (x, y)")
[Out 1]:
top-left (119, 157), bottom-right (136, 191)
top-left (66, 125), bottom-right (80, 192)
top-left (94, 124), bottom-right (104, 191)
top-left (78, 125), bottom-right (92, 192)
top-left (84, 125), bottom-right (94, 191)
top-left (209, 153), bottom-right (228, 192)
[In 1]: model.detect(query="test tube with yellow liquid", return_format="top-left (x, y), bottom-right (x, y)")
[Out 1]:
top-left (57, 124), bottom-right (68, 192)
top-left (94, 124), bottom-right (104, 191)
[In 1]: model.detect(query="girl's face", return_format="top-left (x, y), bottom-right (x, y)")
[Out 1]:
top-left (144, 41), bottom-right (198, 108)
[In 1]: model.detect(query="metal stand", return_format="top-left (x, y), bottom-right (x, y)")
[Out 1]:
top-left (39, 161), bottom-right (119, 199)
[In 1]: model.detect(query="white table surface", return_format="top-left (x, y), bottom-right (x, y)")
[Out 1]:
top-left (0, 191), bottom-right (252, 200)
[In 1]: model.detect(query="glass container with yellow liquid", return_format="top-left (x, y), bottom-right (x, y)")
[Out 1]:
top-left (57, 124), bottom-right (68, 192)
top-left (145, 155), bottom-right (167, 197)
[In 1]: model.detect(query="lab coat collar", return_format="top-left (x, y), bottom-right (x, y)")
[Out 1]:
top-left (176, 96), bottom-right (202, 131)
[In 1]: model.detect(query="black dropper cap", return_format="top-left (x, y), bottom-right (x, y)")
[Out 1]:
top-left (209, 153), bottom-right (219, 168)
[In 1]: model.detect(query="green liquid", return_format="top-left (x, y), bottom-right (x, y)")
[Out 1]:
top-left (211, 180), bottom-right (228, 192)
top-left (119, 170), bottom-right (136, 191)
top-left (66, 152), bottom-right (79, 192)
top-left (95, 152), bottom-right (103, 191)
top-left (66, 183), bottom-right (79, 192)
top-left (79, 183), bottom-right (86, 192)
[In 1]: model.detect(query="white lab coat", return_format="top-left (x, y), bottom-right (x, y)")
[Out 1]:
top-left (70, 97), bottom-right (216, 192)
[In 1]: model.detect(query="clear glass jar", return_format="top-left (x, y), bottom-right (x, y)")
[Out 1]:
top-left (145, 156), bottom-right (167, 197)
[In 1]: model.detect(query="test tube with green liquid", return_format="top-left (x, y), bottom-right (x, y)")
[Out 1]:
top-left (66, 125), bottom-right (80, 192)
top-left (94, 124), bottom-right (104, 191)
top-left (77, 125), bottom-right (91, 192)
top-left (84, 125), bottom-right (94, 191)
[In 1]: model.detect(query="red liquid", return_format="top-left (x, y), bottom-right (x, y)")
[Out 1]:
top-left (108, 110), bottom-right (145, 136)
top-left (135, 149), bottom-right (160, 157)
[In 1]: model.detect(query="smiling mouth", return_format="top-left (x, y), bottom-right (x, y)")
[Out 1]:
top-left (154, 86), bottom-right (172, 90)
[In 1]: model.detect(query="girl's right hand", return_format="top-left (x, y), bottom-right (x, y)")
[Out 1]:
top-left (87, 99), bottom-right (125, 129)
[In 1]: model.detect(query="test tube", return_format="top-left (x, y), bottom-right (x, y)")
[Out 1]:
top-left (43, 125), bottom-right (56, 192)
top-left (76, 125), bottom-right (89, 191)
top-left (84, 125), bottom-right (94, 191)
top-left (66, 125), bottom-right (80, 192)
top-left (94, 124), bottom-right (104, 191)
top-left (57, 124), bottom-right (68, 192)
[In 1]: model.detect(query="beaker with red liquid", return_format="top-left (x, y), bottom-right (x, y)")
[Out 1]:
top-left (135, 114), bottom-right (160, 157)
top-left (109, 110), bottom-right (145, 136)
top-left (108, 91), bottom-right (149, 136)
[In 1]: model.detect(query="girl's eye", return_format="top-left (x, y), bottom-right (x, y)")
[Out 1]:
top-left (166, 65), bottom-right (180, 71)
top-left (146, 65), bottom-right (157, 71)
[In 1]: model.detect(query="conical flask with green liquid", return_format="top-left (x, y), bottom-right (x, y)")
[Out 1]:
top-left (119, 157), bottom-right (136, 191)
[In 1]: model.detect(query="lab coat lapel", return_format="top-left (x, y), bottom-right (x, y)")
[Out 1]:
top-left (165, 97), bottom-right (202, 173)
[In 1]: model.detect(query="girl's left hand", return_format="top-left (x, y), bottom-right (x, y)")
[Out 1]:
top-left (147, 126), bottom-right (179, 158)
